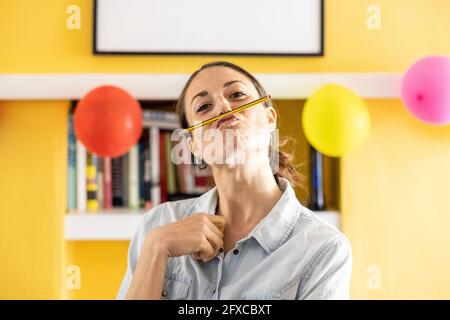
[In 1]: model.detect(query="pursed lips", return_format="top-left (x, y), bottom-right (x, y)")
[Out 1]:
top-left (215, 114), bottom-right (239, 128)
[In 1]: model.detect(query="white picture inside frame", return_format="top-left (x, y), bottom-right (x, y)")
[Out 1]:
top-left (95, 0), bottom-right (323, 55)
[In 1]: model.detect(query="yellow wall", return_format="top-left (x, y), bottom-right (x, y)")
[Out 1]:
top-left (0, 101), bottom-right (68, 299)
top-left (1, 0), bottom-right (450, 299)
top-left (65, 241), bottom-right (128, 299)
top-left (0, 0), bottom-right (448, 73)
top-left (342, 100), bottom-right (450, 299)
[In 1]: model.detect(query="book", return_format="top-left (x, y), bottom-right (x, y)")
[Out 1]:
top-left (102, 157), bottom-right (113, 209)
top-left (122, 153), bottom-right (129, 207)
top-left (310, 145), bottom-right (325, 211)
top-left (143, 110), bottom-right (179, 129)
top-left (165, 132), bottom-right (177, 195)
top-left (150, 126), bottom-right (161, 207)
top-left (76, 141), bottom-right (87, 212)
top-left (128, 144), bottom-right (140, 209)
top-left (67, 113), bottom-right (77, 210)
top-left (86, 152), bottom-right (99, 212)
top-left (111, 156), bottom-right (123, 207)
top-left (138, 128), bottom-right (152, 209)
top-left (97, 157), bottom-right (104, 210)
top-left (159, 131), bottom-right (168, 203)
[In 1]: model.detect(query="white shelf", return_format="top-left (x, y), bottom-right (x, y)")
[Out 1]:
top-left (0, 73), bottom-right (401, 100)
top-left (65, 209), bottom-right (147, 241)
top-left (64, 209), bottom-right (340, 241)
top-left (314, 211), bottom-right (341, 230)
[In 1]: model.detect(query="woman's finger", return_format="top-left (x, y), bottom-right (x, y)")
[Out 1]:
top-left (202, 224), bottom-right (224, 257)
top-left (204, 217), bottom-right (224, 238)
top-left (208, 214), bottom-right (226, 233)
top-left (198, 234), bottom-right (215, 262)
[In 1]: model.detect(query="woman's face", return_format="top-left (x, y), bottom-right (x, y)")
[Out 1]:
top-left (184, 66), bottom-right (277, 167)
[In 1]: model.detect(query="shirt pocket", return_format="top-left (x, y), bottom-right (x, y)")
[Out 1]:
top-left (240, 279), bottom-right (299, 300)
top-left (160, 272), bottom-right (191, 300)
top-left (271, 280), bottom-right (299, 300)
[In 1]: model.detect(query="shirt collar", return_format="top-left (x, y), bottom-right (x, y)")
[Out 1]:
top-left (191, 177), bottom-right (302, 255)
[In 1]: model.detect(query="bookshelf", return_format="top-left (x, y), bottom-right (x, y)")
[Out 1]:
top-left (65, 210), bottom-right (145, 240)
top-left (65, 99), bottom-right (341, 241)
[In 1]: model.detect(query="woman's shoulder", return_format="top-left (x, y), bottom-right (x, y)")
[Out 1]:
top-left (292, 205), bottom-right (351, 254)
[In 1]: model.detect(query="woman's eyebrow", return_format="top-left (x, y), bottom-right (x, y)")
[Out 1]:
top-left (190, 80), bottom-right (246, 104)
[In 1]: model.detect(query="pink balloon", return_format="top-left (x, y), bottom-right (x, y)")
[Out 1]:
top-left (401, 56), bottom-right (450, 125)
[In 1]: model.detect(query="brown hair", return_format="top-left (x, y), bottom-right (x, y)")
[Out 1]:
top-left (175, 61), bottom-right (303, 188)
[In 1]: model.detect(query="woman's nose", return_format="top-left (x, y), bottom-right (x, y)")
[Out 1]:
top-left (216, 97), bottom-right (232, 114)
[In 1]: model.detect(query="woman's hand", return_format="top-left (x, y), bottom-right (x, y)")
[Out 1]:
top-left (126, 213), bottom-right (225, 299)
top-left (146, 213), bottom-right (226, 263)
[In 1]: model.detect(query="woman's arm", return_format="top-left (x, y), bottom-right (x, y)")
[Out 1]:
top-left (125, 232), bottom-right (168, 300)
top-left (119, 213), bottom-right (225, 300)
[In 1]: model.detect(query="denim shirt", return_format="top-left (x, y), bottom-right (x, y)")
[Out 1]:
top-left (117, 178), bottom-right (352, 300)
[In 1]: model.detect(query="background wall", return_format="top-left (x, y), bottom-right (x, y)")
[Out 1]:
top-left (343, 100), bottom-right (450, 299)
top-left (0, 0), bottom-right (449, 299)
top-left (0, 101), bottom-right (68, 299)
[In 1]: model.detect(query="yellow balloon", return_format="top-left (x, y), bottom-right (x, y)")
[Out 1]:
top-left (302, 84), bottom-right (370, 157)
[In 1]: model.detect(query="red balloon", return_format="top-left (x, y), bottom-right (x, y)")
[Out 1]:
top-left (74, 85), bottom-right (143, 158)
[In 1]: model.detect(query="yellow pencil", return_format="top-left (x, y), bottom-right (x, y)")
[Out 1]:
top-left (185, 95), bottom-right (272, 133)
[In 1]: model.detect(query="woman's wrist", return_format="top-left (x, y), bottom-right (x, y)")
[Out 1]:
top-left (126, 232), bottom-right (169, 300)
top-left (143, 229), bottom-right (170, 259)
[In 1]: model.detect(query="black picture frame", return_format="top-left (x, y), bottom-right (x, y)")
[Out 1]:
top-left (93, 0), bottom-right (324, 57)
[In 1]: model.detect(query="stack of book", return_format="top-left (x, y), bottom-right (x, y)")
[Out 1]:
top-left (67, 109), bottom-right (213, 213)
top-left (309, 145), bottom-right (325, 211)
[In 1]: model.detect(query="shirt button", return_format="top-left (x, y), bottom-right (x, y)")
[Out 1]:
top-left (161, 290), bottom-right (168, 297)
top-left (213, 289), bottom-right (216, 293)
top-left (219, 248), bottom-right (224, 253)
top-left (233, 249), bottom-right (239, 255)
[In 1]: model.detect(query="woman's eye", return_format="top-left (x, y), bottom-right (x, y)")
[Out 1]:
top-left (230, 91), bottom-right (245, 99)
top-left (196, 92), bottom-right (244, 113)
top-left (197, 104), bottom-right (211, 113)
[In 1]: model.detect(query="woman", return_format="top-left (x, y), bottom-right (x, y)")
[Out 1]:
top-left (117, 61), bottom-right (352, 300)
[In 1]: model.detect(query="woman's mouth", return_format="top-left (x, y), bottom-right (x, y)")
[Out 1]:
top-left (216, 114), bottom-right (240, 128)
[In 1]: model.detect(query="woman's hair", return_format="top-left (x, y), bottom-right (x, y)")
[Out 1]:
top-left (175, 61), bottom-right (303, 188)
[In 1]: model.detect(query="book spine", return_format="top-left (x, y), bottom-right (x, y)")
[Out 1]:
top-left (103, 157), bottom-right (113, 209)
top-left (310, 145), bottom-right (325, 211)
top-left (165, 132), bottom-right (176, 195)
top-left (159, 131), bottom-right (168, 203)
top-left (143, 110), bottom-right (179, 123)
top-left (86, 152), bottom-right (99, 212)
top-left (173, 139), bottom-right (185, 193)
top-left (112, 157), bottom-right (123, 207)
top-left (128, 144), bottom-right (140, 209)
top-left (67, 114), bottom-right (77, 211)
top-left (142, 129), bottom-right (152, 209)
top-left (122, 153), bottom-right (129, 207)
top-left (138, 134), bottom-right (145, 208)
top-left (76, 141), bottom-right (87, 212)
top-left (97, 157), bottom-right (104, 210)
top-left (150, 127), bottom-right (161, 206)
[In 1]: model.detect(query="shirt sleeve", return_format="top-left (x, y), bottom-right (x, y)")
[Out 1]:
top-left (116, 206), bottom-right (163, 300)
top-left (297, 235), bottom-right (353, 300)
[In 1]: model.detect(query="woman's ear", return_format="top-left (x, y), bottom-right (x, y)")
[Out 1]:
top-left (266, 106), bottom-right (278, 132)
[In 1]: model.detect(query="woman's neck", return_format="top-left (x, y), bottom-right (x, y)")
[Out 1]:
top-left (211, 158), bottom-right (283, 229)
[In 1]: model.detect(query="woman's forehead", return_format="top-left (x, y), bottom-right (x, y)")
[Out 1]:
top-left (185, 67), bottom-right (255, 102)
